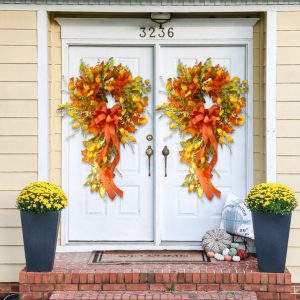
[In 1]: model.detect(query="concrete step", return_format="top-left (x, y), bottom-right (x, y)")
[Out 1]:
top-left (49, 291), bottom-right (258, 300)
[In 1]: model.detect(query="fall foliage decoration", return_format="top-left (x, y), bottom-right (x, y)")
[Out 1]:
top-left (157, 58), bottom-right (248, 200)
top-left (59, 58), bottom-right (151, 200)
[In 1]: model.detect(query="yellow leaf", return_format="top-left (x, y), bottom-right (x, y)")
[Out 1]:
top-left (227, 136), bottom-right (234, 143)
top-left (72, 123), bottom-right (79, 129)
top-left (100, 186), bottom-right (105, 197)
top-left (197, 188), bottom-right (203, 198)
top-left (103, 156), bottom-right (107, 163)
top-left (129, 136), bottom-right (136, 142)
top-left (170, 124), bottom-right (177, 129)
top-left (200, 157), bottom-right (205, 164)
top-left (121, 136), bottom-right (127, 144)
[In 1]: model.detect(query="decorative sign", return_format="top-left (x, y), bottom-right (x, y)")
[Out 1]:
top-left (139, 26), bottom-right (174, 38)
top-left (157, 58), bottom-right (248, 201)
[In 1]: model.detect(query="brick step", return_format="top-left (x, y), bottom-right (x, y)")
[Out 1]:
top-left (49, 290), bottom-right (258, 300)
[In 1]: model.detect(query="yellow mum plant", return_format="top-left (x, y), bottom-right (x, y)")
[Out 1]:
top-left (245, 183), bottom-right (298, 215)
top-left (17, 182), bottom-right (68, 213)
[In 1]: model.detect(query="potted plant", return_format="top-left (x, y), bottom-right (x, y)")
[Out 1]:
top-left (17, 181), bottom-right (67, 272)
top-left (245, 183), bottom-right (298, 273)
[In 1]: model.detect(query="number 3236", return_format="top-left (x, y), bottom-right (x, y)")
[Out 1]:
top-left (139, 27), bottom-right (174, 38)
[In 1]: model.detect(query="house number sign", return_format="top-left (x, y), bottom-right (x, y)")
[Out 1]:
top-left (139, 26), bottom-right (175, 38)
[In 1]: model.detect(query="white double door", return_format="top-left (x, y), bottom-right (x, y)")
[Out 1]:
top-left (66, 45), bottom-right (247, 244)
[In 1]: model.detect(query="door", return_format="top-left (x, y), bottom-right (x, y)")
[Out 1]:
top-left (157, 46), bottom-right (247, 242)
top-left (67, 46), bottom-right (154, 241)
top-left (64, 44), bottom-right (248, 244)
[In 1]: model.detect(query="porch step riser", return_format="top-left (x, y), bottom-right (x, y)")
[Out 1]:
top-left (49, 291), bottom-right (258, 300)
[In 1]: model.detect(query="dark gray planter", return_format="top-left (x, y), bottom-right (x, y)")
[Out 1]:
top-left (252, 212), bottom-right (291, 273)
top-left (20, 211), bottom-right (60, 272)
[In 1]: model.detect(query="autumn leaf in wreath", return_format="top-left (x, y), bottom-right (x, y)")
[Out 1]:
top-left (59, 58), bottom-right (151, 200)
top-left (157, 58), bottom-right (248, 201)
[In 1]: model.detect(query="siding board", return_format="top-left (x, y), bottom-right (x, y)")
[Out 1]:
top-left (0, 100), bottom-right (37, 118)
top-left (277, 83), bottom-right (300, 101)
top-left (0, 46), bottom-right (37, 63)
top-left (0, 154), bottom-right (37, 172)
top-left (0, 82), bottom-right (37, 99)
top-left (0, 29), bottom-right (36, 46)
top-left (0, 246), bottom-right (24, 264)
top-left (0, 118), bottom-right (37, 136)
top-left (0, 265), bottom-right (24, 282)
top-left (0, 64), bottom-right (37, 81)
top-left (0, 228), bottom-right (23, 246)
top-left (277, 102), bottom-right (300, 120)
top-left (0, 173), bottom-right (37, 191)
top-left (0, 209), bottom-right (21, 227)
top-left (277, 138), bottom-right (300, 155)
top-left (0, 11), bottom-right (36, 29)
top-left (277, 65), bottom-right (300, 83)
top-left (0, 191), bottom-right (20, 209)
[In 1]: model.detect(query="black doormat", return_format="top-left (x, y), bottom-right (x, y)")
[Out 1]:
top-left (90, 250), bottom-right (210, 264)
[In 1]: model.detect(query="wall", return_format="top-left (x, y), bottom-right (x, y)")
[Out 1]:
top-left (0, 11), bottom-right (37, 282)
top-left (277, 11), bottom-right (300, 283)
top-left (253, 16), bottom-right (266, 186)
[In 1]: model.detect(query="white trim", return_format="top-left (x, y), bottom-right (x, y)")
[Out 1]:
top-left (37, 9), bottom-right (49, 181)
top-left (58, 17), bottom-right (257, 249)
top-left (265, 10), bottom-right (277, 183)
top-left (57, 244), bottom-right (203, 252)
top-left (0, 4), bottom-right (299, 12)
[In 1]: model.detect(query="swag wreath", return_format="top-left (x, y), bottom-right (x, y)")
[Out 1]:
top-left (59, 58), bottom-right (151, 200)
top-left (157, 58), bottom-right (248, 200)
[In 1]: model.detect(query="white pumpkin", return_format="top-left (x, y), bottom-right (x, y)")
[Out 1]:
top-left (202, 229), bottom-right (232, 253)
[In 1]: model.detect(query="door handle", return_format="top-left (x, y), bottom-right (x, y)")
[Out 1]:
top-left (145, 145), bottom-right (154, 176)
top-left (162, 146), bottom-right (170, 177)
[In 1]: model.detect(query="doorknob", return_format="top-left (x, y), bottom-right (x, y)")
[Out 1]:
top-left (145, 145), bottom-right (154, 176)
top-left (162, 146), bottom-right (170, 177)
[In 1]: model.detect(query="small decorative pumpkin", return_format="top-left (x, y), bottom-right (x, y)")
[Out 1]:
top-left (237, 249), bottom-right (249, 260)
top-left (232, 255), bottom-right (241, 262)
top-left (224, 255), bottom-right (232, 261)
top-left (214, 253), bottom-right (225, 261)
top-left (222, 248), bottom-right (230, 256)
top-left (202, 229), bottom-right (232, 253)
top-left (231, 243), bottom-right (239, 249)
top-left (229, 248), bottom-right (237, 257)
top-left (207, 251), bottom-right (215, 258)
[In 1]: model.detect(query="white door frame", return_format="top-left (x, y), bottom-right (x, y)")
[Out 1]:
top-left (57, 17), bottom-right (257, 252)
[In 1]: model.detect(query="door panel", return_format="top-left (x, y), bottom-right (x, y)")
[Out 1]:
top-left (158, 46), bottom-right (247, 242)
top-left (67, 46), bottom-right (154, 241)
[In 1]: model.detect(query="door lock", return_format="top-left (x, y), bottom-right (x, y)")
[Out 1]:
top-left (146, 134), bottom-right (153, 141)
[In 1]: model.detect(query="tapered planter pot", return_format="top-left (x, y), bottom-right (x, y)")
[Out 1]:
top-left (21, 211), bottom-right (60, 272)
top-left (252, 212), bottom-right (291, 273)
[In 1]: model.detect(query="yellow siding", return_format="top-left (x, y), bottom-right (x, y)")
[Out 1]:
top-left (277, 11), bottom-right (300, 283)
top-left (253, 17), bottom-right (266, 185)
top-left (0, 11), bottom-right (37, 282)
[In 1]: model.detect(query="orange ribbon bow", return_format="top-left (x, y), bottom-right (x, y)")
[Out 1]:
top-left (188, 102), bottom-right (221, 200)
top-left (92, 102), bottom-right (123, 200)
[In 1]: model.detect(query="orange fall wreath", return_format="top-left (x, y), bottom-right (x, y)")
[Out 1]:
top-left (157, 58), bottom-right (248, 200)
top-left (59, 58), bottom-right (151, 200)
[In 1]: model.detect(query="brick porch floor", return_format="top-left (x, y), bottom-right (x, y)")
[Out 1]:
top-left (19, 252), bottom-right (294, 300)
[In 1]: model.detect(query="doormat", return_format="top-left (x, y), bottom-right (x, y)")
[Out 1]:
top-left (90, 250), bottom-right (210, 264)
